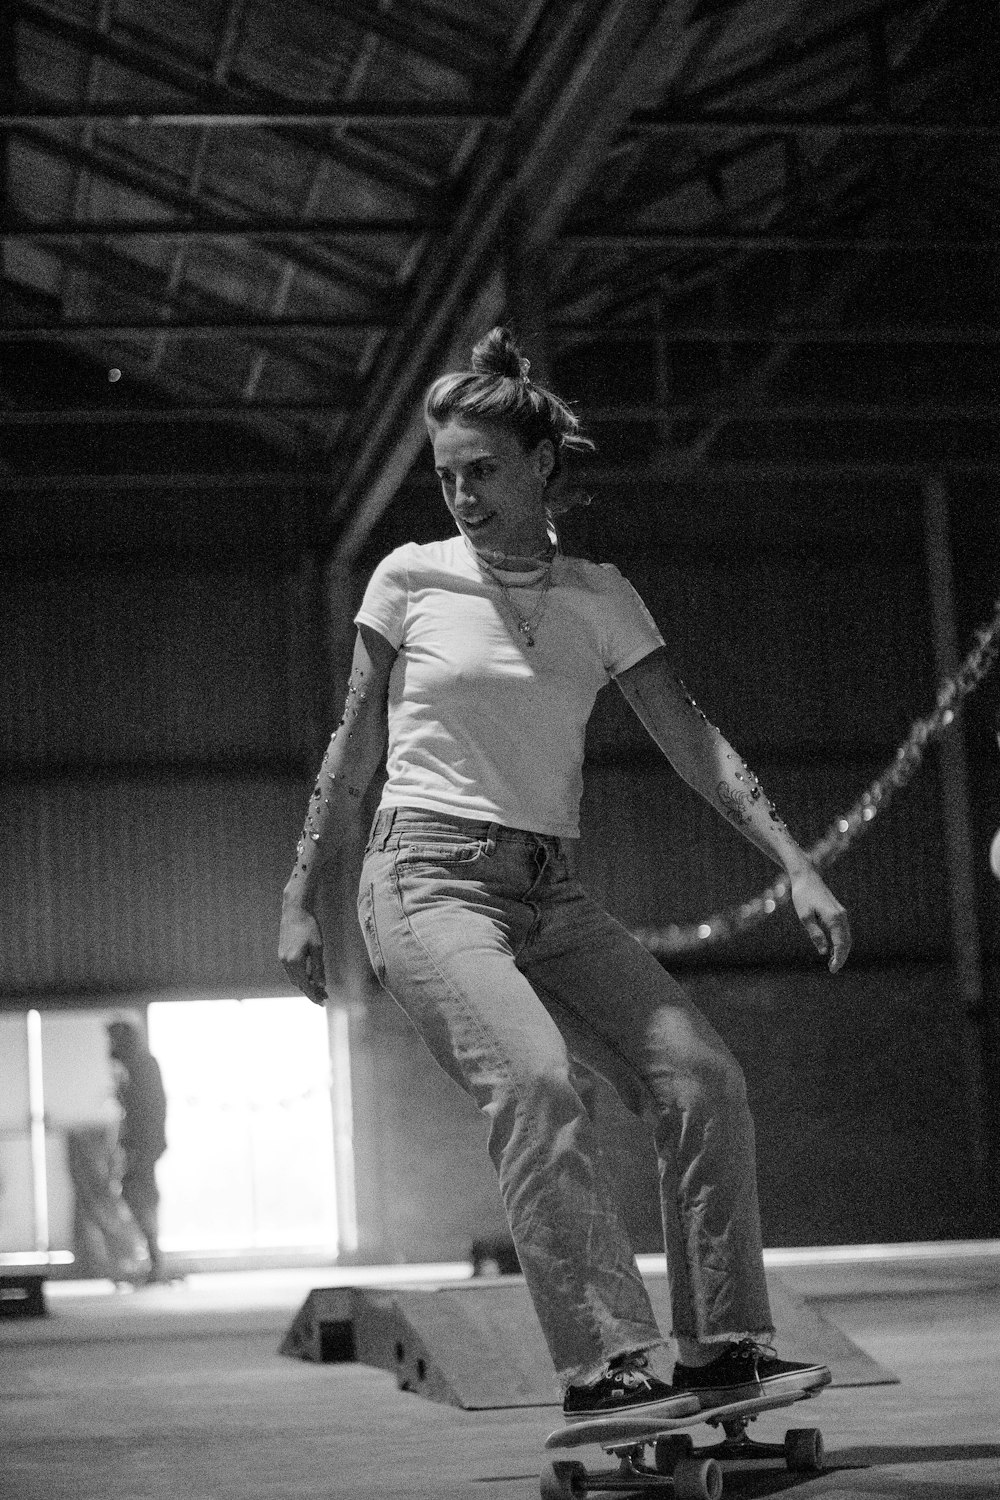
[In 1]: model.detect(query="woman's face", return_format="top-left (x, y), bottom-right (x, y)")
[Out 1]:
top-left (429, 417), bottom-right (555, 558)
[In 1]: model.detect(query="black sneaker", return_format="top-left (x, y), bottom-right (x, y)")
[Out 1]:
top-left (563, 1351), bottom-right (690, 1423)
top-left (672, 1339), bottom-right (832, 1410)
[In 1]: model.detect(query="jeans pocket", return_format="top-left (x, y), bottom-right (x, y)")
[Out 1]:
top-left (395, 840), bottom-right (486, 867)
top-left (357, 882), bottom-right (387, 985)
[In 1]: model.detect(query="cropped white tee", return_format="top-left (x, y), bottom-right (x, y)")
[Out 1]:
top-left (354, 535), bottom-right (664, 838)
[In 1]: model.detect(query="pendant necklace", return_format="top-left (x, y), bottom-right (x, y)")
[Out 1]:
top-left (493, 569), bottom-right (552, 647)
top-left (470, 543), bottom-right (555, 648)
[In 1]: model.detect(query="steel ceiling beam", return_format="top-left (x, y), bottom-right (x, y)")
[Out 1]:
top-left (3, 401), bottom-right (990, 427)
top-left (549, 324), bottom-right (1000, 345)
top-left (0, 472), bottom-right (331, 492)
top-left (582, 403), bottom-right (1000, 421)
top-left (626, 113), bottom-right (1000, 140)
top-left (3, 319), bottom-right (996, 345)
top-left (6, 106), bottom-right (993, 137)
top-left (0, 403), bottom-right (354, 424)
top-left (562, 232), bottom-right (1000, 250)
top-left (2, 104), bottom-right (506, 127)
top-left (2, 216), bottom-right (430, 239)
top-left (3, 460), bottom-right (997, 495)
top-left (10, 223), bottom-right (996, 251)
top-left (0, 317), bottom-right (393, 339)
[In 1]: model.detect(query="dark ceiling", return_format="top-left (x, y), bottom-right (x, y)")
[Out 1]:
top-left (2, 0), bottom-right (997, 565)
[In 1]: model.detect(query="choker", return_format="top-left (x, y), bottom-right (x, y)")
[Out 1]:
top-left (462, 534), bottom-right (556, 578)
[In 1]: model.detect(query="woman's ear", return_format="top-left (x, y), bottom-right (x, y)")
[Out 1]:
top-left (535, 438), bottom-right (556, 484)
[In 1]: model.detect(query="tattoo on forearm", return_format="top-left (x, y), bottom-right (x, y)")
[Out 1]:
top-left (717, 780), bottom-right (752, 827)
top-left (291, 665), bottom-right (371, 871)
top-left (722, 749), bottom-right (789, 834)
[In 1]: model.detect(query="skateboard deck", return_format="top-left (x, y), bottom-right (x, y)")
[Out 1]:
top-left (541, 1380), bottom-right (829, 1500)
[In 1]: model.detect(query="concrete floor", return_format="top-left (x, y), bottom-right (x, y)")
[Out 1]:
top-left (2, 1246), bottom-right (999, 1500)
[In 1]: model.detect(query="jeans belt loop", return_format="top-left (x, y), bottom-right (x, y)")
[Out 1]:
top-left (483, 821), bottom-right (499, 857)
top-left (376, 807), bottom-right (397, 852)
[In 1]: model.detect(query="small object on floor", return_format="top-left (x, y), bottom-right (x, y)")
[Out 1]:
top-left (114, 1264), bottom-right (185, 1291)
top-left (542, 1379), bottom-right (829, 1500)
top-left (0, 1273), bottom-right (46, 1319)
top-left (471, 1235), bottom-right (521, 1277)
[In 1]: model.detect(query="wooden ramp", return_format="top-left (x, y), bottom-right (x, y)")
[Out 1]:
top-left (279, 1269), bottom-right (895, 1408)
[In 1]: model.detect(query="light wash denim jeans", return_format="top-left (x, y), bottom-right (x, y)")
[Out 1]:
top-left (357, 807), bottom-right (773, 1388)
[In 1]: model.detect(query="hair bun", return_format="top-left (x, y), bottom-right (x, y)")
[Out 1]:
top-left (471, 326), bottom-right (530, 381)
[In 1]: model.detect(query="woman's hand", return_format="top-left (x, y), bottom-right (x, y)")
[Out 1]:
top-left (789, 865), bottom-right (852, 973)
top-left (278, 904), bottom-right (328, 1005)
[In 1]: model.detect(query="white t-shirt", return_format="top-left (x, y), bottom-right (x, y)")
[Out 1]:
top-left (354, 535), bottom-right (664, 838)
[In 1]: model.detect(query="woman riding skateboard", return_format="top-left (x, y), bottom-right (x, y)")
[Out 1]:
top-left (279, 327), bottom-right (850, 1419)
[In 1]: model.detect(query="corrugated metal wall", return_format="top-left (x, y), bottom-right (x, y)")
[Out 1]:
top-left (1, 562), bottom-right (320, 997)
top-left (0, 509), bottom-right (980, 997)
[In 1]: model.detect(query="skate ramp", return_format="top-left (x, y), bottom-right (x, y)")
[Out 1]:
top-left (279, 1268), bottom-right (896, 1408)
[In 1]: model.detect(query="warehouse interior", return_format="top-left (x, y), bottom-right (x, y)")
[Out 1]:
top-left (2, 3), bottom-right (1000, 1496)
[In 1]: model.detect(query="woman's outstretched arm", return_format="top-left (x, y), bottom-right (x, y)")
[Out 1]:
top-left (616, 646), bottom-right (852, 973)
top-left (279, 624), bottom-right (397, 1003)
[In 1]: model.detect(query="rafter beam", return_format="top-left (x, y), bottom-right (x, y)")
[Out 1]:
top-left (10, 222), bottom-right (995, 251)
top-left (401, 461), bottom-right (1000, 488)
top-left (548, 324), bottom-right (1000, 346)
top-left (4, 459), bottom-right (998, 495)
top-left (2, 319), bottom-right (996, 345)
top-left (2, 216), bottom-right (431, 240)
top-left (0, 402), bottom-right (354, 424)
top-left (562, 231), bottom-right (1000, 250)
top-left (0, 472), bottom-right (331, 492)
top-left (8, 106), bottom-right (998, 136)
top-left (7, 105), bottom-right (994, 136)
top-left (0, 317), bottom-right (393, 339)
top-left (580, 402), bottom-right (1000, 421)
top-left (3, 103), bottom-right (505, 127)
top-left (627, 113), bottom-right (1000, 139)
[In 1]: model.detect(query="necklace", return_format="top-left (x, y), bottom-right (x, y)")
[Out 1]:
top-left (476, 554), bottom-right (554, 647)
top-left (493, 569), bottom-right (552, 647)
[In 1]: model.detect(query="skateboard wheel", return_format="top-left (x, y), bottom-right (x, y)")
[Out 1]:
top-left (784, 1427), bottom-right (825, 1472)
top-left (653, 1434), bottom-right (695, 1472)
top-left (540, 1458), bottom-right (587, 1500)
top-left (673, 1457), bottom-right (723, 1500)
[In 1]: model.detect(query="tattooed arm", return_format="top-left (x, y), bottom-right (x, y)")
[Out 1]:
top-left (615, 646), bottom-right (851, 973)
top-left (279, 625), bottom-right (397, 1003)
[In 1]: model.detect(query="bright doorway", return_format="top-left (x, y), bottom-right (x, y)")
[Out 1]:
top-left (147, 997), bottom-right (338, 1255)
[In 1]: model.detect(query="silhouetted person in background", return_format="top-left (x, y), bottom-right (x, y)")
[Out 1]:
top-left (107, 1019), bottom-right (168, 1284)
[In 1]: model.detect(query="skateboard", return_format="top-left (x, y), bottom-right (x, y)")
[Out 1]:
top-left (541, 1381), bottom-right (829, 1500)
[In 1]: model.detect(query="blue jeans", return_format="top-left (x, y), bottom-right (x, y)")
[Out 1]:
top-left (357, 807), bottom-right (773, 1387)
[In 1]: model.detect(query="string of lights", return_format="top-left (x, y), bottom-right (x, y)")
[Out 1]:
top-left (632, 591), bottom-right (1000, 958)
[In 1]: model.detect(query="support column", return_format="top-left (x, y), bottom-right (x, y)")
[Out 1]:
top-left (922, 473), bottom-right (991, 1194)
top-left (318, 555), bottom-right (391, 1262)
